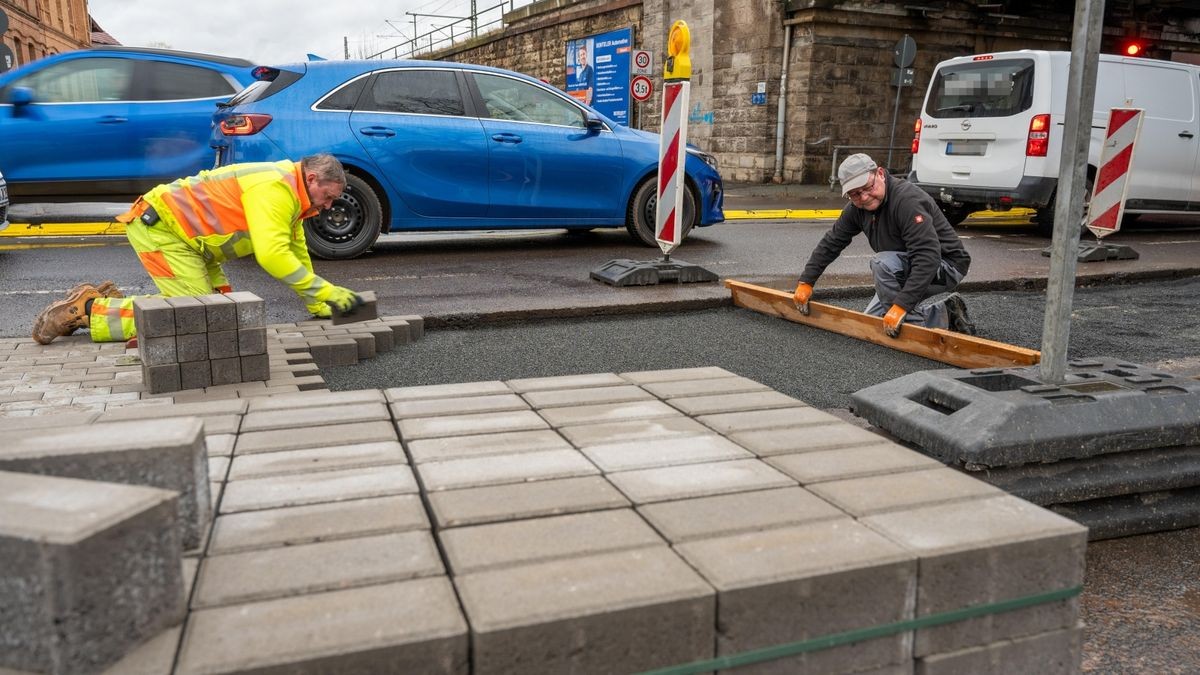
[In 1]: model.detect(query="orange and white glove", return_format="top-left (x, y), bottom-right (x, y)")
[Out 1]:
top-left (793, 282), bottom-right (813, 315)
top-left (883, 304), bottom-right (907, 338)
top-left (215, 285), bottom-right (233, 294)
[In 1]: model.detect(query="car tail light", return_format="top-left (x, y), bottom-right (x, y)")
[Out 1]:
top-left (220, 114), bottom-right (273, 136)
top-left (1026, 114), bottom-right (1050, 157)
top-left (251, 66), bottom-right (279, 81)
top-left (911, 118), bottom-right (922, 154)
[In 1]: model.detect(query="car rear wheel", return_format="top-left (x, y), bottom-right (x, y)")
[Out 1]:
top-left (1035, 170), bottom-right (1094, 238)
top-left (304, 174), bottom-right (382, 260)
top-left (938, 203), bottom-right (977, 227)
top-left (626, 177), bottom-right (696, 247)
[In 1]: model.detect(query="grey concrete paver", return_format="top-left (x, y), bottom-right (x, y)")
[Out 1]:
top-left (193, 530), bottom-right (443, 608)
top-left (810, 467), bottom-right (1004, 517)
top-left (427, 475), bottom-right (630, 530)
top-left (390, 393), bottom-right (529, 420)
top-left (638, 486), bottom-right (845, 543)
top-left (175, 577), bottom-right (467, 675)
top-left (417, 449), bottom-right (599, 492)
top-left (397, 410), bottom-right (549, 441)
top-left (697, 406), bottom-right (844, 434)
top-left (766, 443), bottom-right (943, 484)
top-left (581, 434), bottom-right (753, 472)
top-left (641, 375), bottom-right (771, 399)
top-left (239, 402), bottom-right (390, 433)
top-left (99, 626), bottom-right (182, 675)
top-left (607, 459), bottom-right (796, 504)
top-left (228, 441), bottom-right (406, 480)
top-left (916, 624), bottom-right (1083, 675)
top-left (205, 434), bottom-right (235, 458)
top-left (666, 391), bottom-right (807, 416)
top-left (406, 429), bottom-right (571, 464)
top-left (220, 464), bottom-right (418, 513)
top-left (234, 420), bottom-right (397, 455)
top-left (729, 423), bottom-right (888, 457)
top-left (521, 384), bottom-right (654, 409)
top-left (558, 416), bottom-right (712, 447)
top-left (506, 372), bottom-right (626, 392)
top-left (244, 389), bottom-right (386, 411)
top-left (457, 547), bottom-right (714, 674)
top-left (440, 509), bottom-right (664, 575)
top-left (620, 366), bottom-right (736, 384)
top-left (209, 494), bottom-right (429, 554)
top-left (385, 380), bottom-right (511, 402)
top-left (538, 400), bottom-right (683, 427)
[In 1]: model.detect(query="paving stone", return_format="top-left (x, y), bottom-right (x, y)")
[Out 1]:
top-left (0, 418), bottom-right (210, 549)
top-left (620, 366), bottom-right (737, 384)
top-left (559, 416), bottom-right (714, 447)
top-left (99, 625), bottom-right (182, 675)
top-left (229, 441), bottom-right (406, 479)
top-left (220, 464), bottom-right (418, 513)
top-left (398, 410), bottom-right (549, 441)
top-left (697, 406), bottom-right (844, 434)
top-left (458, 547), bottom-right (713, 674)
top-left (207, 330), bottom-right (239, 361)
top-left (915, 623), bottom-right (1083, 675)
top-left (209, 356), bottom-right (242, 386)
top-left (667, 390), bottom-right (807, 416)
top-left (208, 456), bottom-right (230, 482)
top-left (167, 296), bottom-right (207, 334)
top-left (608, 458), bottom-right (795, 504)
top-left (362, 324), bottom-right (395, 352)
top-left (506, 372), bottom-right (627, 393)
top-left (382, 318), bottom-right (414, 345)
top-left (175, 577), bottom-right (466, 675)
top-left (729, 423), bottom-right (888, 457)
top-left (238, 327), bottom-right (267, 356)
top-left (206, 434), bottom-right (235, 458)
top-left (388, 314), bottom-right (424, 340)
top-left (675, 519), bottom-right (916, 675)
top-left (428, 476), bottom-right (630, 530)
top-left (235, 420), bottom-right (397, 455)
top-left (580, 434), bottom-right (753, 472)
top-left (193, 530), bottom-right (442, 608)
top-left (0, 471), bottom-right (185, 675)
top-left (311, 338), bottom-right (359, 367)
top-left (638, 486), bottom-right (846, 543)
top-left (641, 375), bottom-right (772, 399)
top-left (441, 509), bottom-right (664, 575)
top-left (101, 399), bottom-right (248, 420)
top-left (407, 429), bottom-right (571, 464)
top-left (538, 400), bottom-right (683, 427)
top-left (240, 353), bottom-right (270, 382)
top-left (418, 448), bottom-right (599, 492)
top-left (178, 360), bottom-right (212, 390)
top-left (240, 401), bottom-right (389, 433)
top-left (226, 291), bottom-right (266, 328)
top-left (0, 410), bottom-right (98, 429)
top-left (143, 363), bottom-right (180, 394)
top-left (197, 293), bottom-right (238, 332)
top-left (132, 297), bottom-right (175, 339)
top-left (345, 332), bottom-right (377, 360)
top-left (385, 380), bottom-right (511, 402)
top-left (332, 291), bottom-right (381, 326)
top-left (766, 443), bottom-right (943, 484)
top-left (810, 467), bottom-right (1004, 517)
top-left (174, 333), bottom-right (209, 362)
top-left (522, 384), bottom-right (656, 409)
top-left (390, 393), bottom-right (529, 420)
top-left (862, 495), bottom-right (1088, 656)
top-left (209, 494), bottom-right (430, 554)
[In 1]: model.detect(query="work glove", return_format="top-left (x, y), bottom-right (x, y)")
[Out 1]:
top-left (215, 285), bottom-right (233, 294)
top-left (307, 302), bottom-right (332, 319)
top-left (793, 282), bottom-right (813, 316)
top-left (324, 285), bottom-right (364, 315)
top-left (883, 304), bottom-right (907, 338)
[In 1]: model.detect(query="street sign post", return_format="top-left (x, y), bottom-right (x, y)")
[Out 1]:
top-left (886, 35), bottom-right (915, 168)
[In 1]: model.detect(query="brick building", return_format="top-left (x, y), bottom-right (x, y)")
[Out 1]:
top-left (1, 0), bottom-right (91, 70)
top-left (426, 0), bottom-right (1200, 184)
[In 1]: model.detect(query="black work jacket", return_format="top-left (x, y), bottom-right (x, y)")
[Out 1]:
top-left (798, 174), bottom-right (971, 311)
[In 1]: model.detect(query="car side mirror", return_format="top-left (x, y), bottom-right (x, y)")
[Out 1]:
top-left (585, 114), bottom-right (604, 132)
top-left (9, 87), bottom-right (34, 106)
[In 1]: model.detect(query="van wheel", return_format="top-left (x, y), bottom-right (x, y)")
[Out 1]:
top-left (626, 177), bottom-right (696, 247)
top-left (304, 174), bottom-right (382, 260)
top-left (1034, 171), bottom-right (1094, 238)
top-left (938, 203), bottom-right (976, 227)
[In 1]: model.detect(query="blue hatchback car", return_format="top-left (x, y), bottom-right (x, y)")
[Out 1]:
top-left (210, 60), bottom-right (724, 259)
top-left (0, 47), bottom-right (258, 199)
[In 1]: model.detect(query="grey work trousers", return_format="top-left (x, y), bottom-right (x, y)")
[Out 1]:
top-left (864, 251), bottom-right (965, 329)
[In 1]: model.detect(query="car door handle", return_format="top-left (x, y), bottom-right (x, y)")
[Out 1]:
top-left (1180, 131), bottom-right (1195, 139)
top-left (98, 115), bottom-right (127, 124)
top-left (359, 126), bottom-right (396, 138)
top-left (491, 133), bottom-right (523, 144)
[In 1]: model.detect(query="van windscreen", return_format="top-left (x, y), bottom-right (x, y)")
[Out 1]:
top-left (926, 58), bottom-right (1034, 119)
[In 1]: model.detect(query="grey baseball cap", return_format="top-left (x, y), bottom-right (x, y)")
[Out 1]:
top-left (838, 153), bottom-right (878, 197)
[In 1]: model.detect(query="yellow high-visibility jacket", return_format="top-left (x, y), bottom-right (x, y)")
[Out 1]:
top-left (143, 160), bottom-right (336, 309)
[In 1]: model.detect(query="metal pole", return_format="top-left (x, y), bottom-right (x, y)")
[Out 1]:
top-left (1040, 0), bottom-right (1105, 382)
top-left (886, 35), bottom-right (910, 169)
top-left (772, 24), bottom-right (792, 183)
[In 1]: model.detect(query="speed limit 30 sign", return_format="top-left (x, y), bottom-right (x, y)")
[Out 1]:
top-left (630, 74), bottom-right (653, 102)
top-left (632, 49), bottom-right (653, 74)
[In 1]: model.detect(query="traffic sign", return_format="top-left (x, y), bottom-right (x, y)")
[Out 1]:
top-left (0, 8), bottom-right (9, 35)
top-left (632, 49), bottom-right (653, 75)
top-left (0, 45), bottom-right (13, 75)
top-left (750, 92), bottom-right (767, 105)
top-left (893, 35), bottom-right (916, 68)
top-left (630, 74), bottom-right (653, 102)
top-left (890, 67), bottom-right (915, 87)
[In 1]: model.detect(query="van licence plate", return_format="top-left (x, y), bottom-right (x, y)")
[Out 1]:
top-left (946, 141), bottom-right (986, 156)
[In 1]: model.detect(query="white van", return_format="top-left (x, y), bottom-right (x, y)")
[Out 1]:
top-left (909, 50), bottom-right (1200, 235)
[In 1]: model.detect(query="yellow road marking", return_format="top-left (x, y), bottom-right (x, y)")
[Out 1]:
top-left (0, 242), bottom-right (111, 250)
top-left (0, 222), bottom-right (126, 237)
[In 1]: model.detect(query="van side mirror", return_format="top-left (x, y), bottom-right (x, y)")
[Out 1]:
top-left (9, 87), bottom-right (34, 106)
top-left (584, 114), bottom-right (604, 132)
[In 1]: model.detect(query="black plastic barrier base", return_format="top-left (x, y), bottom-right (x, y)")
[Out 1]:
top-left (850, 357), bottom-right (1200, 469)
top-left (590, 258), bottom-right (718, 287)
top-left (1040, 241), bottom-right (1139, 263)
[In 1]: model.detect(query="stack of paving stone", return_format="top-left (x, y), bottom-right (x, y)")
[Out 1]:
top-left (268, 313), bottom-right (423, 368)
top-left (134, 293), bottom-right (271, 394)
top-left (0, 368), bottom-right (1087, 673)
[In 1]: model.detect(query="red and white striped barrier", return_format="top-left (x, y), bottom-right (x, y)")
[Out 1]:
top-left (656, 21), bottom-right (692, 256)
top-left (1087, 108), bottom-right (1144, 239)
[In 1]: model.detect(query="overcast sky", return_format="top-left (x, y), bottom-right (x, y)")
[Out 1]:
top-left (87, 0), bottom-right (499, 65)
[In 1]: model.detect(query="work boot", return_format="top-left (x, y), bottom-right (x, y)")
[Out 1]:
top-left (31, 283), bottom-right (105, 345)
top-left (70, 280), bottom-right (123, 298)
top-left (944, 293), bottom-right (977, 336)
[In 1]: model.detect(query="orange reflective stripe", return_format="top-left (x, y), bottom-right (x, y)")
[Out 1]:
top-left (119, 308), bottom-right (135, 318)
top-left (138, 250), bottom-right (176, 278)
top-left (160, 191), bottom-right (198, 239)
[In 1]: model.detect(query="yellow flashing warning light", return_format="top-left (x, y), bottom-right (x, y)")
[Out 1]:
top-left (664, 20), bottom-right (691, 81)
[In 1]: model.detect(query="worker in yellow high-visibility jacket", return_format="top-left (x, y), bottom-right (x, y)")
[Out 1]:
top-left (32, 153), bottom-right (363, 345)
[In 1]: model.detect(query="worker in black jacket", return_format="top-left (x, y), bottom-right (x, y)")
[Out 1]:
top-left (793, 153), bottom-right (975, 337)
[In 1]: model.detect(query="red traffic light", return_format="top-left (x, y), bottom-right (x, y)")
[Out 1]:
top-left (1123, 41), bottom-right (1144, 57)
